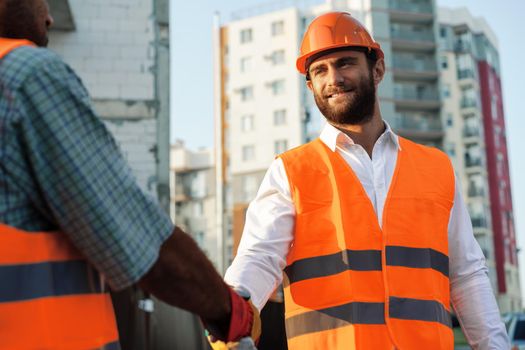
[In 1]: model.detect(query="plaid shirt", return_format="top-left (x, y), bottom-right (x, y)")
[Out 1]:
top-left (0, 45), bottom-right (173, 290)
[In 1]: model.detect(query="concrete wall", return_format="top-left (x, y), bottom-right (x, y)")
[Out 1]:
top-left (49, 0), bottom-right (159, 197)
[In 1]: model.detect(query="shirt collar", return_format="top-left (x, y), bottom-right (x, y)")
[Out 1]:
top-left (319, 120), bottom-right (401, 152)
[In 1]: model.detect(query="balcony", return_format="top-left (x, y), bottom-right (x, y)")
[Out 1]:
top-left (392, 56), bottom-right (438, 80)
top-left (465, 156), bottom-right (482, 168)
top-left (468, 186), bottom-right (485, 198)
top-left (393, 86), bottom-right (441, 110)
top-left (463, 127), bottom-right (480, 138)
top-left (458, 69), bottom-right (476, 80)
top-left (390, 113), bottom-right (443, 140)
top-left (454, 40), bottom-right (472, 53)
top-left (460, 97), bottom-right (478, 109)
top-left (389, 0), bottom-right (433, 13)
top-left (391, 28), bottom-right (436, 51)
top-left (391, 29), bottom-right (434, 42)
top-left (471, 217), bottom-right (488, 229)
top-left (174, 185), bottom-right (190, 202)
top-left (389, 0), bottom-right (433, 23)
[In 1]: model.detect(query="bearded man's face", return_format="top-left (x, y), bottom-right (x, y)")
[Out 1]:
top-left (307, 50), bottom-right (377, 126)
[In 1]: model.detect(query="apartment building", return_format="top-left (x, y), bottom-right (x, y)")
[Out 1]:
top-left (215, 0), bottom-right (443, 264)
top-left (171, 142), bottom-right (218, 266)
top-left (438, 7), bottom-right (521, 312)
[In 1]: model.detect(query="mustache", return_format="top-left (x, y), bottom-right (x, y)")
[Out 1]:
top-left (323, 86), bottom-right (354, 98)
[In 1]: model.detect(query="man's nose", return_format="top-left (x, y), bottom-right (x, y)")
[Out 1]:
top-left (326, 66), bottom-right (344, 86)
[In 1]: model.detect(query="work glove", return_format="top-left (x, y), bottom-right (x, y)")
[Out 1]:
top-left (204, 288), bottom-right (261, 349)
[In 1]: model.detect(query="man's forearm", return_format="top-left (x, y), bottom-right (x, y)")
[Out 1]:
top-left (451, 269), bottom-right (510, 349)
top-left (138, 226), bottom-right (231, 322)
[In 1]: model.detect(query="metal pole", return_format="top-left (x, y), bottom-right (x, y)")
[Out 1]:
top-left (212, 12), bottom-right (225, 274)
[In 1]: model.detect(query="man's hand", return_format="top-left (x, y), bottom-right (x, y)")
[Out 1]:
top-left (204, 288), bottom-right (261, 347)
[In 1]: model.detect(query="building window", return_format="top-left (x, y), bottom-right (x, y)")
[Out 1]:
top-left (445, 142), bottom-right (455, 157)
top-left (272, 49), bottom-right (285, 65)
top-left (268, 79), bottom-right (285, 95)
top-left (241, 114), bottom-right (254, 132)
top-left (273, 109), bottom-right (287, 125)
top-left (242, 145), bottom-right (255, 162)
top-left (442, 84), bottom-right (451, 98)
top-left (240, 28), bottom-right (252, 44)
top-left (195, 231), bottom-right (205, 248)
top-left (440, 55), bottom-right (448, 69)
top-left (239, 86), bottom-right (253, 101)
top-left (240, 56), bottom-right (252, 73)
top-left (274, 139), bottom-right (288, 155)
top-left (193, 201), bottom-right (204, 217)
top-left (439, 26), bottom-right (447, 38)
top-left (271, 20), bottom-right (284, 36)
top-left (446, 113), bottom-right (453, 127)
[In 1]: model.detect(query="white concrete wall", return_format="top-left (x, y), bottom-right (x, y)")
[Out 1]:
top-left (49, 0), bottom-right (155, 100)
top-left (49, 0), bottom-right (159, 197)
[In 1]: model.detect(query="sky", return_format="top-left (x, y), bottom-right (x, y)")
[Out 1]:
top-left (171, 0), bottom-right (525, 300)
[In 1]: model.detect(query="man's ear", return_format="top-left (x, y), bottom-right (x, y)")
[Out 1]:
top-left (373, 58), bottom-right (385, 86)
top-left (306, 79), bottom-right (313, 91)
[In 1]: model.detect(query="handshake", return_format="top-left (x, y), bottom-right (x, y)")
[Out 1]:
top-left (203, 288), bottom-right (261, 350)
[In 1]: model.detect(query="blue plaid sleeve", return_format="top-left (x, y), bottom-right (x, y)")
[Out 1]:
top-left (16, 51), bottom-right (173, 290)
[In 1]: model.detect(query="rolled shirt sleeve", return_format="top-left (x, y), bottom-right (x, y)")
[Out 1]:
top-left (224, 158), bottom-right (294, 310)
top-left (448, 174), bottom-right (510, 349)
top-left (15, 49), bottom-right (173, 290)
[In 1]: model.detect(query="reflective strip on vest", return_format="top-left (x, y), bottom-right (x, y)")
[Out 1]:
top-left (284, 249), bottom-right (382, 283)
top-left (386, 246), bottom-right (449, 277)
top-left (284, 246), bottom-right (449, 284)
top-left (0, 260), bottom-right (102, 302)
top-left (285, 298), bottom-right (452, 340)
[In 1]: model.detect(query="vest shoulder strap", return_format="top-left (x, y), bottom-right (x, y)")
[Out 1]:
top-left (0, 38), bottom-right (35, 59)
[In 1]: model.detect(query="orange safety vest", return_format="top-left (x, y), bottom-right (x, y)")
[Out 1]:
top-left (0, 38), bottom-right (119, 349)
top-left (280, 137), bottom-right (455, 350)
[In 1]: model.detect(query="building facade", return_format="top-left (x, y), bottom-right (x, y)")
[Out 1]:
top-left (171, 142), bottom-right (218, 266)
top-left (438, 7), bottom-right (521, 312)
top-left (216, 0), bottom-right (443, 266)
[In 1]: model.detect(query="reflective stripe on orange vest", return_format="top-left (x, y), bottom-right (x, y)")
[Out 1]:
top-left (0, 38), bottom-right (119, 349)
top-left (280, 137), bottom-right (455, 350)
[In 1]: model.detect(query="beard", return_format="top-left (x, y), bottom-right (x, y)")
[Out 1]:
top-left (1, 0), bottom-right (49, 47)
top-left (313, 68), bottom-right (376, 126)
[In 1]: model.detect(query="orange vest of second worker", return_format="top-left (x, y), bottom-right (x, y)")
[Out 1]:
top-left (0, 38), bottom-right (119, 349)
top-left (280, 137), bottom-right (455, 350)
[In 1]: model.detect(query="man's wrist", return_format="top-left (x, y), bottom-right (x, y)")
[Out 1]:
top-left (203, 287), bottom-right (256, 342)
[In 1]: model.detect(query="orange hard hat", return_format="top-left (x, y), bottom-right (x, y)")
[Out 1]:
top-left (296, 12), bottom-right (384, 75)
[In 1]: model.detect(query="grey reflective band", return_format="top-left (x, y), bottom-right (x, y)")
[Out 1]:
top-left (285, 301), bottom-right (385, 339)
top-left (285, 298), bottom-right (451, 339)
top-left (0, 260), bottom-right (102, 302)
top-left (284, 249), bottom-right (382, 284)
top-left (386, 246), bottom-right (449, 277)
top-left (389, 297), bottom-right (452, 328)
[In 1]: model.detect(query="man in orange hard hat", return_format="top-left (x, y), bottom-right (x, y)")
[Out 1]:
top-left (223, 11), bottom-right (509, 350)
top-left (0, 0), bottom-right (259, 348)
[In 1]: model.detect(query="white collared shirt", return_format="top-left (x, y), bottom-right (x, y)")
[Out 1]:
top-left (224, 122), bottom-right (509, 349)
